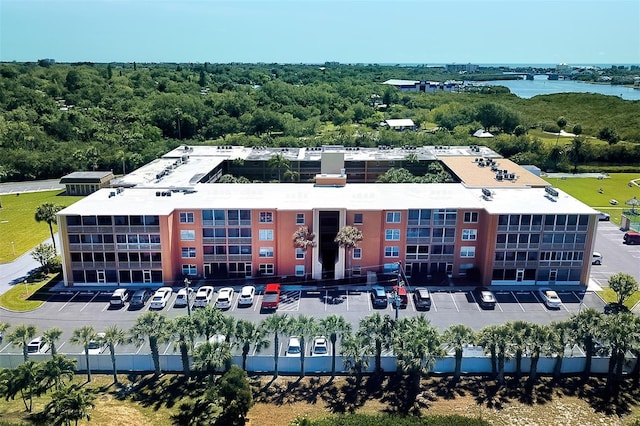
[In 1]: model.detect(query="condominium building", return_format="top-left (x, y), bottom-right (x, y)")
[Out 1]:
top-left (57, 145), bottom-right (598, 288)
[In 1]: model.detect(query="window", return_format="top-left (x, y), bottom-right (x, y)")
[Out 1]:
top-left (180, 230), bottom-right (195, 241)
top-left (464, 212), bottom-right (478, 223)
top-left (259, 264), bottom-right (274, 275)
top-left (406, 245), bottom-right (429, 260)
top-left (295, 248), bottom-right (305, 259)
top-left (460, 246), bottom-right (476, 258)
top-left (408, 209), bottom-right (430, 225)
top-left (384, 246), bottom-right (399, 257)
top-left (259, 212), bottom-right (273, 223)
top-left (181, 247), bottom-right (196, 258)
top-left (296, 213), bottom-right (305, 225)
top-left (354, 213), bottom-right (363, 225)
top-left (386, 212), bottom-right (401, 223)
top-left (179, 212), bottom-right (194, 223)
top-left (259, 229), bottom-right (274, 241)
top-left (385, 229), bottom-right (401, 241)
top-left (352, 266), bottom-right (362, 276)
top-left (462, 229), bottom-right (477, 241)
top-left (259, 247), bottom-right (274, 258)
top-left (295, 265), bottom-right (305, 277)
top-left (352, 248), bottom-right (362, 259)
top-left (182, 264), bottom-right (197, 275)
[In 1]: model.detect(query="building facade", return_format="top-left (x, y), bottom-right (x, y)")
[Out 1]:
top-left (57, 146), bottom-right (598, 288)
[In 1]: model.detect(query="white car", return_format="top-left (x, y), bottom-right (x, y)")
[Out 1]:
top-left (592, 252), bottom-right (603, 265)
top-left (311, 336), bottom-right (329, 356)
top-left (174, 287), bottom-right (194, 307)
top-left (285, 336), bottom-right (301, 357)
top-left (86, 332), bottom-right (106, 355)
top-left (150, 287), bottom-right (173, 310)
top-left (237, 285), bottom-right (256, 307)
top-left (27, 337), bottom-right (49, 354)
top-left (539, 288), bottom-right (562, 309)
top-left (216, 287), bottom-right (234, 309)
top-left (193, 286), bottom-right (214, 308)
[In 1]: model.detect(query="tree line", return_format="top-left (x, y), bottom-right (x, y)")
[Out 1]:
top-left (1, 62), bottom-right (640, 182)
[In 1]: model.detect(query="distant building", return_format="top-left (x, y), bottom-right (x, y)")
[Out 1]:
top-left (382, 79), bottom-right (461, 93)
top-left (445, 63), bottom-right (479, 73)
top-left (382, 119), bottom-right (416, 131)
top-left (60, 171), bottom-right (114, 195)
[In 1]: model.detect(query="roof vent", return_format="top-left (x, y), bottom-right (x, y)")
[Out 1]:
top-left (482, 188), bottom-right (492, 200)
top-left (545, 186), bottom-right (559, 197)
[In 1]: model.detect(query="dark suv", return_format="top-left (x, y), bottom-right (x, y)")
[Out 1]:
top-left (370, 286), bottom-right (388, 308)
top-left (129, 289), bottom-right (151, 309)
top-left (413, 287), bottom-right (432, 310)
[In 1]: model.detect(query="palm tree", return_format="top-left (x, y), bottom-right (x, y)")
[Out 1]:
top-left (319, 315), bottom-right (352, 377)
top-left (293, 225), bottom-right (316, 250)
top-left (442, 324), bottom-right (474, 382)
top-left (35, 202), bottom-right (63, 252)
top-left (70, 325), bottom-right (97, 382)
top-left (261, 313), bottom-right (289, 377)
top-left (334, 225), bottom-right (363, 277)
top-left (171, 315), bottom-right (197, 378)
top-left (193, 305), bottom-right (225, 341)
top-left (103, 325), bottom-right (127, 384)
top-left (357, 313), bottom-right (394, 374)
top-left (234, 319), bottom-right (269, 371)
top-left (287, 315), bottom-right (316, 378)
top-left (8, 361), bottom-right (42, 412)
top-left (42, 327), bottom-right (63, 356)
top-left (7, 324), bottom-right (37, 362)
top-left (601, 312), bottom-right (638, 388)
top-left (192, 341), bottom-right (232, 383)
top-left (0, 322), bottom-right (9, 340)
top-left (527, 323), bottom-right (553, 384)
top-left (129, 311), bottom-right (172, 376)
top-left (267, 153), bottom-right (290, 181)
top-left (508, 320), bottom-right (531, 380)
top-left (45, 383), bottom-right (95, 426)
top-left (340, 333), bottom-right (371, 385)
top-left (476, 325), bottom-right (500, 379)
top-left (570, 308), bottom-right (604, 379)
top-left (549, 320), bottom-right (572, 379)
top-left (38, 354), bottom-right (76, 392)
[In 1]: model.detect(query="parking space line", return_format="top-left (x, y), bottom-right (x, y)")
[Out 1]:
top-left (101, 302), bottom-right (110, 312)
top-left (469, 293), bottom-right (481, 311)
top-left (163, 343), bottom-right (173, 355)
top-left (431, 296), bottom-right (438, 312)
top-left (57, 342), bottom-right (66, 352)
top-left (324, 290), bottom-right (328, 312)
top-left (135, 345), bottom-right (144, 355)
top-left (58, 292), bottom-right (79, 312)
top-left (346, 292), bottom-right (350, 311)
top-left (449, 292), bottom-right (459, 312)
top-left (511, 291), bottom-right (526, 312)
top-left (80, 292), bottom-right (101, 312)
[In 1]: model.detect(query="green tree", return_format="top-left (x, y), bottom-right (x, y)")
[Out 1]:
top-left (7, 361), bottom-right (42, 412)
top-left (44, 383), bottom-right (95, 426)
top-left (267, 153), bottom-right (290, 181)
top-left (609, 272), bottom-right (638, 305)
top-left (442, 324), bottom-right (474, 382)
top-left (214, 365), bottom-right (253, 426)
top-left (234, 319), bottom-right (269, 372)
top-left (476, 325), bottom-right (500, 380)
top-left (340, 333), bottom-right (370, 385)
top-left (35, 203), bottom-right (63, 252)
top-left (549, 320), bottom-right (572, 379)
top-left (601, 312), bottom-right (638, 388)
top-left (357, 313), bottom-right (394, 374)
top-left (192, 341), bottom-right (232, 383)
top-left (38, 354), bottom-right (76, 392)
top-left (102, 325), bottom-right (127, 384)
top-left (7, 324), bottom-right (37, 362)
top-left (194, 305), bottom-right (225, 341)
top-left (508, 320), bottom-right (531, 380)
top-left (42, 327), bottom-right (63, 356)
top-left (261, 313), bottom-right (289, 378)
top-left (70, 325), bottom-right (97, 382)
top-left (129, 311), bottom-right (172, 376)
top-left (334, 225), bottom-right (363, 277)
top-left (293, 225), bottom-right (317, 250)
top-left (286, 315), bottom-right (316, 378)
top-left (527, 323), bottom-right (553, 384)
top-left (555, 115), bottom-right (567, 146)
top-left (570, 308), bottom-right (604, 378)
top-left (318, 315), bottom-right (352, 377)
top-left (171, 315), bottom-right (197, 378)
top-left (31, 243), bottom-right (57, 273)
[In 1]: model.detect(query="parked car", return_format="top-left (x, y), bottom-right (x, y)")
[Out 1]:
top-left (174, 287), bottom-right (194, 308)
top-left (85, 332), bottom-right (106, 355)
top-left (150, 287), bottom-right (173, 310)
top-left (474, 287), bottom-right (496, 310)
top-left (597, 211), bottom-right (611, 221)
top-left (285, 336), bottom-right (301, 357)
top-left (27, 337), bottom-right (49, 354)
top-left (370, 286), bottom-right (388, 308)
top-left (129, 289), bottom-right (152, 309)
top-left (216, 287), bottom-right (235, 309)
top-left (312, 336), bottom-right (329, 356)
top-left (261, 283), bottom-right (281, 311)
top-left (592, 252), bottom-right (603, 265)
top-left (413, 287), bottom-right (432, 310)
top-left (193, 286), bottom-right (214, 308)
top-left (539, 288), bottom-right (562, 309)
top-left (109, 288), bottom-right (129, 307)
top-left (391, 285), bottom-right (408, 309)
top-left (194, 334), bottom-right (226, 348)
top-left (237, 285), bottom-right (256, 307)
top-left (624, 231), bottom-right (640, 245)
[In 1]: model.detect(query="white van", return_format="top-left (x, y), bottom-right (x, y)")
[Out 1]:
top-left (110, 288), bottom-right (129, 307)
top-left (592, 252), bottom-right (603, 265)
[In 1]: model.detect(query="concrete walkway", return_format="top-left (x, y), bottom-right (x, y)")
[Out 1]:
top-left (0, 234), bottom-right (60, 296)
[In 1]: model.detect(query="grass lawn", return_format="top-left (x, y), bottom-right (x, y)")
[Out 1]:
top-left (2, 373), bottom-right (640, 426)
top-left (0, 272), bottom-right (59, 311)
top-left (0, 190), bottom-right (83, 264)
top-left (544, 172), bottom-right (640, 225)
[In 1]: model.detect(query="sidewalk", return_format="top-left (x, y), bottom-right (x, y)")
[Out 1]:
top-left (0, 234), bottom-right (60, 296)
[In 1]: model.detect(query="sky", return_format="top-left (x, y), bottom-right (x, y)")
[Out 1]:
top-left (1, 0), bottom-right (639, 65)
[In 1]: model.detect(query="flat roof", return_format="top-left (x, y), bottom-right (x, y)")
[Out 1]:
top-left (440, 156), bottom-right (549, 188)
top-left (60, 171), bottom-right (114, 184)
top-left (58, 182), bottom-right (596, 217)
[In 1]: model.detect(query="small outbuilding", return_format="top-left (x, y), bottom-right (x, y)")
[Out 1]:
top-left (473, 129), bottom-right (494, 138)
top-left (60, 171), bottom-right (114, 195)
top-left (382, 119), bottom-right (416, 131)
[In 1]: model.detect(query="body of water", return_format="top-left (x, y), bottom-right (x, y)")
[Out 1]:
top-left (475, 76), bottom-right (640, 101)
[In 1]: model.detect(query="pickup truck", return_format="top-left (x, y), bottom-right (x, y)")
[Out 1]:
top-left (261, 283), bottom-right (281, 311)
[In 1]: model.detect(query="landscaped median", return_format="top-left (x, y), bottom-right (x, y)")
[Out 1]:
top-left (0, 273), bottom-right (58, 311)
